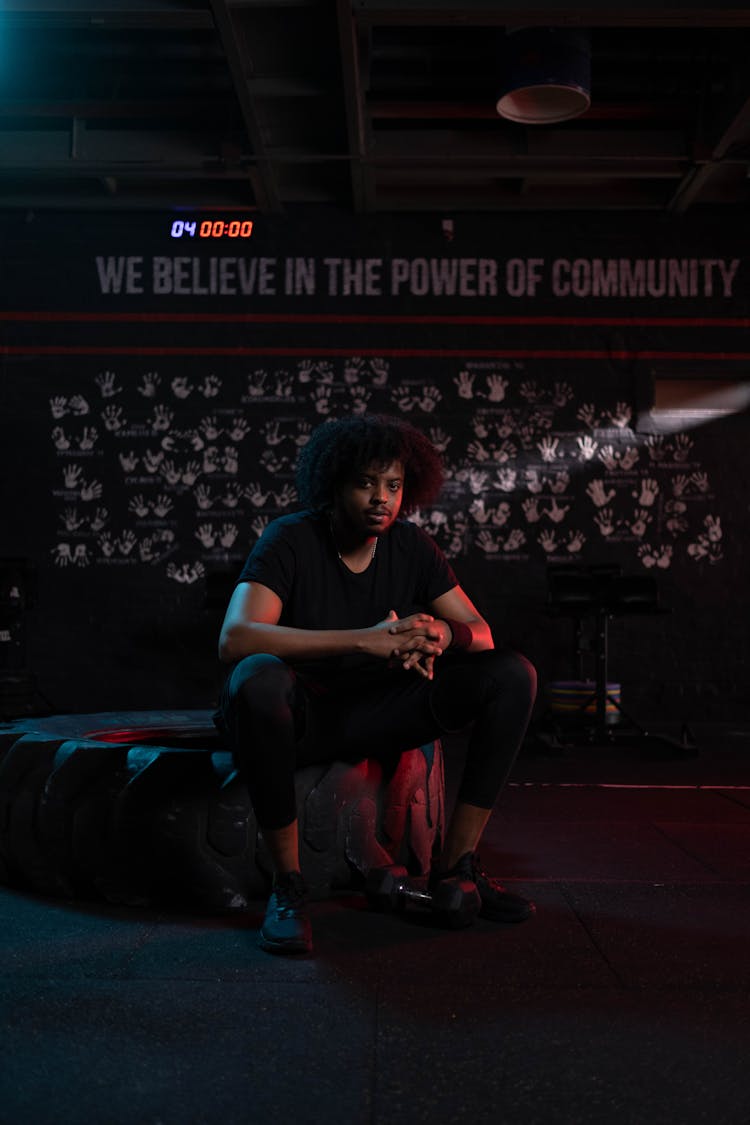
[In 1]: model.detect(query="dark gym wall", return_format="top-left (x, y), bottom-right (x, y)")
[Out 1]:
top-left (1, 207), bottom-right (748, 723)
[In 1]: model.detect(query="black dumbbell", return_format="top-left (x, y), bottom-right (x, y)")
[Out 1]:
top-left (365, 864), bottom-right (480, 929)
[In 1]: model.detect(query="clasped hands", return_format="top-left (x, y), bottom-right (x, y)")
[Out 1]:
top-left (374, 609), bottom-right (451, 680)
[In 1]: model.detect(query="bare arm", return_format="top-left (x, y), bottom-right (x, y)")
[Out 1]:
top-left (217, 581), bottom-right (440, 665)
top-left (429, 584), bottom-right (494, 652)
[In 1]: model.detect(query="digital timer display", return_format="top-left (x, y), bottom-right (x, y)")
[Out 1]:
top-left (170, 219), bottom-right (254, 239)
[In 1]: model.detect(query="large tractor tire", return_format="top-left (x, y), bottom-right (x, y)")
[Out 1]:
top-left (0, 711), bottom-right (445, 911)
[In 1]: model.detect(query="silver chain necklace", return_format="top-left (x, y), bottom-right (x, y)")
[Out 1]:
top-left (330, 519), bottom-right (378, 561)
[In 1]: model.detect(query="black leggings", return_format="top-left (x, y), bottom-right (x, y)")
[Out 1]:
top-left (215, 649), bottom-right (537, 830)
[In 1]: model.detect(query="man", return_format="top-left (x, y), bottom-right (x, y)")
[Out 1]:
top-left (216, 414), bottom-right (536, 954)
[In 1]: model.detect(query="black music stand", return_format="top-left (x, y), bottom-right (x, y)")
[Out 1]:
top-left (541, 564), bottom-right (696, 757)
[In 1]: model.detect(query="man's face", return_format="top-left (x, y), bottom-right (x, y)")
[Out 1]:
top-left (336, 460), bottom-right (404, 537)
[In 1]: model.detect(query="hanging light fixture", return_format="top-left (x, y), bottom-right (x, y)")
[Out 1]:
top-left (496, 27), bottom-right (591, 124)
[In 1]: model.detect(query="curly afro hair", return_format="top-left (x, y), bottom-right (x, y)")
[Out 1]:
top-left (295, 414), bottom-right (444, 515)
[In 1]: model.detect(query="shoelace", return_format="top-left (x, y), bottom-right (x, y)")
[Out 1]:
top-left (454, 853), bottom-right (505, 892)
top-left (274, 878), bottom-right (306, 918)
top-left (471, 856), bottom-right (510, 893)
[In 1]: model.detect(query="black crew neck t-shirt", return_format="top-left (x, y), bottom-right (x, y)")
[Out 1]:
top-left (237, 510), bottom-right (458, 686)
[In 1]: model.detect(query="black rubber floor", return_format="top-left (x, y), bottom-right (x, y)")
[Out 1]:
top-left (2, 722), bottom-right (750, 1125)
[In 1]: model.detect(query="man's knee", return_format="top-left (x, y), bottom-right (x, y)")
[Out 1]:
top-left (509, 651), bottom-right (537, 708)
top-left (474, 648), bottom-right (537, 709)
top-left (431, 648), bottom-right (536, 730)
top-left (229, 653), bottom-right (296, 712)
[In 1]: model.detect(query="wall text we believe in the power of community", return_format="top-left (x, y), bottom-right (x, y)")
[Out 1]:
top-left (95, 255), bottom-right (741, 299)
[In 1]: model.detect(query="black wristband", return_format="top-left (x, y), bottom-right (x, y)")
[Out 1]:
top-left (442, 617), bottom-right (473, 651)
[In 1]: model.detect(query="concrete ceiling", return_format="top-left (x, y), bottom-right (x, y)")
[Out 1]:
top-left (3, 1), bottom-right (750, 214)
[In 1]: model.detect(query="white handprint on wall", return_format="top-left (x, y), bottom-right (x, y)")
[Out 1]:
top-left (138, 371), bottom-right (161, 398)
top-left (485, 374), bottom-right (508, 402)
top-left (95, 371), bottom-right (122, 399)
top-left (454, 371), bottom-right (475, 400)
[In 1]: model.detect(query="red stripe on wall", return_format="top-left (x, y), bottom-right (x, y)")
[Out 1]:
top-left (2, 311), bottom-right (750, 328)
top-left (4, 345), bottom-right (750, 360)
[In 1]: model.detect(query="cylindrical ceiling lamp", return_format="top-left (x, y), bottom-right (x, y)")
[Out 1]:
top-left (496, 28), bottom-right (591, 124)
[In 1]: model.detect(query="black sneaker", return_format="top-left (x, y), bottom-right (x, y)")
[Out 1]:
top-left (433, 852), bottom-right (535, 924)
top-left (258, 870), bottom-right (313, 955)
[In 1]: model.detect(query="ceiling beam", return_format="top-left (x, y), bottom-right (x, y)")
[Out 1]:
top-left (2, 1), bottom-right (213, 28)
top-left (374, 162), bottom-right (687, 181)
top-left (368, 128), bottom-right (695, 161)
top-left (668, 88), bottom-right (750, 211)
top-left (368, 101), bottom-right (692, 123)
top-left (374, 180), bottom-right (671, 209)
top-left (208, 0), bottom-right (283, 212)
top-left (336, 0), bottom-right (372, 211)
top-left (0, 190), bottom-right (256, 210)
top-left (0, 102), bottom-right (237, 121)
top-left (354, 2), bottom-right (750, 29)
top-left (0, 127), bottom-right (243, 165)
top-left (0, 162), bottom-right (256, 179)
